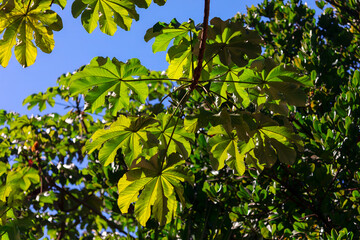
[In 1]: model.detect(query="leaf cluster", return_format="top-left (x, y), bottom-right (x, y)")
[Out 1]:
top-left (1, 0), bottom-right (360, 239)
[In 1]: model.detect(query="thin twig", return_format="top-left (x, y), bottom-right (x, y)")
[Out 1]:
top-left (189, 31), bottom-right (195, 76)
top-left (37, 164), bottom-right (131, 237)
top-left (198, 79), bottom-right (262, 85)
top-left (76, 96), bottom-right (88, 135)
top-left (325, 0), bottom-right (360, 33)
top-left (161, 90), bottom-right (189, 168)
top-left (195, 87), bottom-right (213, 111)
top-left (52, 183), bottom-right (131, 237)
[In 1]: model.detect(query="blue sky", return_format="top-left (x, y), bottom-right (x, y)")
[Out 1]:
top-left (1, 0), bottom-right (319, 115)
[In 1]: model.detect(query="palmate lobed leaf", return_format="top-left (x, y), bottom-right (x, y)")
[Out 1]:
top-left (72, 0), bottom-right (167, 35)
top-left (208, 125), bottom-right (246, 175)
top-left (206, 17), bottom-right (262, 67)
top-left (148, 113), bottom-right (194, 159)
top-left (144, 19), bottom-right (197, 53)
top-left (209, 57), bottom-right (311, 111)
top-left (86, 112), bottom-right (193, 176)
top-left (22, 87), bottom-right (58, 111)
top-left (209, 113), bottom-right (303, 173)
top-left (210, 62), bottom-right (256, 108)
top-left (69, 57), bottom-right (149, 114)
top-left (117, 153), bottom-right (194, 226)
top-left (6, 167), bottom-right (39, 191)
top-left (86, 115), bottom-right (157, 167)
top-left (0, 0), bottom-right (62, 67)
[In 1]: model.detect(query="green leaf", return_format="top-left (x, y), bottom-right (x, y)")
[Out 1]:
top-left (208, 124), bottom-right (246, 175)
top-left (184, 117), bottom-right (198, 133)
top-left (53, 0), bottom-right (67, 9)
top-left (0, 184), bottom-right (12, 202)
top-left (0, 19), bottom-right (21, 68)
top-left (69, 57), bottom-right (149, 114)
top-left (148, 113), bottom-right (194, 159)
top-left (74, 0), bottom-right (138, 34)
top-left (86, 115), bottom-right (156, 166)
top-left (6, 168), bottom-right (39, 191)
top-left (257, 125), bottom-right (302, 166)
top-left (117, 153), bottom-right (193, 226)
top-left (352, 70), bottom-right (360, 87)
top-left (210, 63), bottom-right (255, 108)
top-left (22, 87), bottom-right (58, 111)
top-left (153, 0), bottom-right (166, 6)
top-left (153, 28), bottom-right (188, 53)
top-left (315, 0), bottom-right (326, 9)
top-left (145, 19), bottom-right (196, 53)
top-left (71, 0), bottom-right (87, 18)
top-left (206, 17), bottom-right (262, 67)
top-left (209, 113), bottom-right (302, 171)
top-left (166, 40), bottom-right (193, 79)
top-left (14, 22), bottom-right (37, 67)
top-left (0, 0), bottom-right (62, 67)
top-left (130, 0), bottom-right (152, 8)
top-left (0, 162), bottom-right (8, 177)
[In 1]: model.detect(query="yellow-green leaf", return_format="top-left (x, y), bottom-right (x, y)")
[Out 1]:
top-left (0, 0), bottom-right (62, 67)
top-left (117, 153), bottom-right (193, 226)
top-left (86, 115), bottom-right (156, 166)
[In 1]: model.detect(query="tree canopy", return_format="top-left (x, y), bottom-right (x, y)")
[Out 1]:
top-left (0, 0), bottom-right (360, 239)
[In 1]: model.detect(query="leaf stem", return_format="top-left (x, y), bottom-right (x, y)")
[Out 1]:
top-left (122, 78), bottom-right (191, 82)
top-left (199, 79), bottom-right (261, 85)
top-left (0, 207), bottom-right (11, 219)
top-left (195, 86), bottom-right (213, 111)
top-left (26, 0), bottom-right (32, 13)
top-left (161, 90), bottom-right (189, 168)
top-left (189, 30), bottom-right (195, 76)
top-left (202, 46), bottom-right (224, 69)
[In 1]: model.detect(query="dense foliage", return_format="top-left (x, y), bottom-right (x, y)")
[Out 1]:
top-left (0, 0), bottom-right (360, 239)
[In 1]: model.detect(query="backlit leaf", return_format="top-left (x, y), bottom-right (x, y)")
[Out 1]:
top-left (0, 0), bottom-right (62, 67)
top-left (206, 17), bottom-right (262, 67)
top-left (69, 57), bottom-right (149, 114)
top-left (86, 115), bottom-right (156, 166)
top-left (145, 19), bottom-right (197, 53)
top-left (73, 0), bottom-right (138, 34)
top-left (118, 153), bottom-right (193, 226)
top-left (148, 113), bottom-right (194, 159)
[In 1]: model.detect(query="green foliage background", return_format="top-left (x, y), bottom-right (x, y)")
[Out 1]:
top-left (0, 0), bottom-right (360, 239)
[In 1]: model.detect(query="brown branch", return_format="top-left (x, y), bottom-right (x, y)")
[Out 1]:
top-left (51, 183), bottom-right (131, 237)
top-left (190, 0), bottom-right (210, 91)
top-left (37, 163), bottom-right (131, 237)
top-left (263, 170), bottom-right (335, 232)
top-left (319, 168), bottom-right (341, 205)
top-left (325, 0), bottom-right (360, 33)
top-left (75, 96), bottom-right (89, 135)
top-left (57, 220), bottom-right (66, 240)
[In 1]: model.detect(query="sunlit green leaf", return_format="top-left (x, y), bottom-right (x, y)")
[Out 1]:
top-left (73, 0), bottom-right (138, 34)
top-left (118, 153), bottom-right (193, 226)
top-left (69, 57), bottom-right (149, 114)
top-left (148, 113), bottom-right (194, 159)
top-left (86, 115), bottom-right (156, 166)
top-left (145, 19), bottom-right (196, 53)
top-left (0, 0), bottom-right (62, 67)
